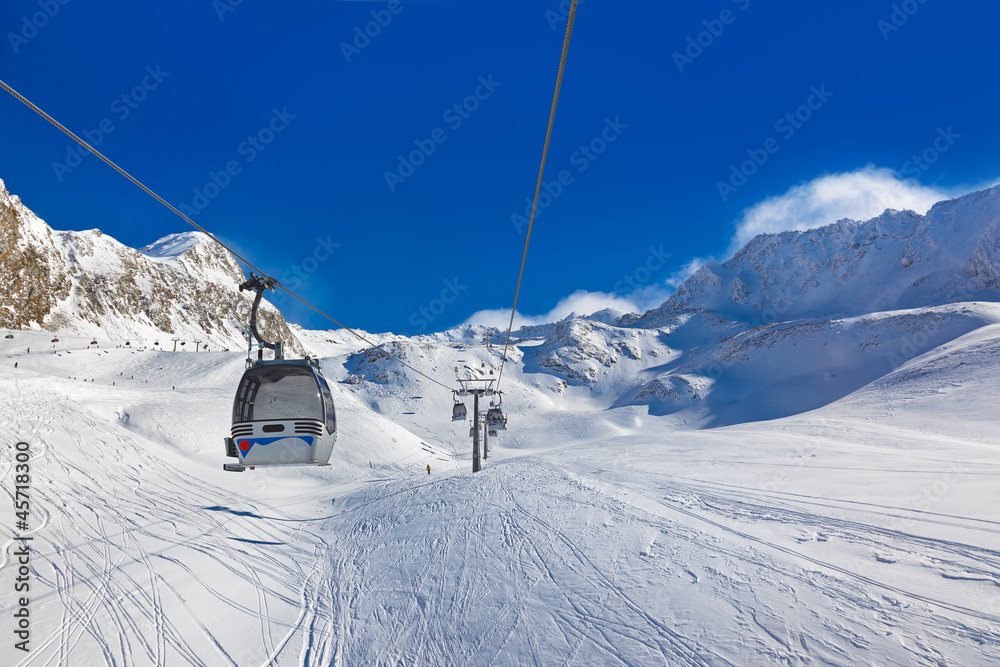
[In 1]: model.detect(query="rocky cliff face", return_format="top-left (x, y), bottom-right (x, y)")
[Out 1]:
top-left (0, 178), bottom-right (304, 354)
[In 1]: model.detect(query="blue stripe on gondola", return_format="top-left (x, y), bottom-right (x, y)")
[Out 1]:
top-left (237, 436), bottom-right (314, 454)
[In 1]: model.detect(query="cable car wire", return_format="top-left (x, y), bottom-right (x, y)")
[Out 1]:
top-left (495, 0), bottom-right (578, 391)
top-left (0, 77), bottom-right (454, 393)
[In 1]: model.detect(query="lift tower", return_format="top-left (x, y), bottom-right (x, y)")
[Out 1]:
top-left (456, 378), bottom-right (495, 473)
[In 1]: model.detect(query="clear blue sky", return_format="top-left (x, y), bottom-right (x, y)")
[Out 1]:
top-left (1, 1), bottom-right (998, 334)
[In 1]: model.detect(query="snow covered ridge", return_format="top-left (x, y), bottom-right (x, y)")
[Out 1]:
top-left (619, 302), bottom-right (1000, 427)
top-left (0, 178), bottom-right (304, 353)
top-left (632, 184), bottom-right (1000, 328)
top-left (291, 183), bottom-right (1000, 429)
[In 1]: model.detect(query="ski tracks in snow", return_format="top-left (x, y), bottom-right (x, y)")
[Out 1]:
top-left (5, 374), bottom-right (1000, 665)
top-left (0, 382), bottom-right (328, 666)
top-left (566, 464), bottom-right (1000, 665)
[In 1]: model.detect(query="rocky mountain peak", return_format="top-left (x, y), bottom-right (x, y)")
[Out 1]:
top-left (0, 178), bottom-right (304, 354)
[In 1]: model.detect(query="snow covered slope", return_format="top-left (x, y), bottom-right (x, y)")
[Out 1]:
top-left (619, 302), bottom-right (1000, 427)
top-left (2, 178), bottom-right (1000, 664)
top-left (3, 320), bottom-right (1000, 666)
top-left (0, 179), bottom-right (303, 354)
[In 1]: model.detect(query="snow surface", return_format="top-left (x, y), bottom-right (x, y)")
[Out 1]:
top-left (4, 180), bottom-right (1000, 664)
top-left (2, 317), bottom-right (1000, 665)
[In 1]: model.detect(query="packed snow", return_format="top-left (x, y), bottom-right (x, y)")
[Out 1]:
top-left (4, 181), bottom-right (1000, 664)
top-left (2, 315), bottom-right (999, 665)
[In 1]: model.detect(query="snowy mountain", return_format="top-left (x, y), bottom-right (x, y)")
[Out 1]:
top-left (4, 309), bottom-right (1000, 665)
top-left (633, 185), bottom-right (1000, 329)
top-left (3, 179), bottom-right (1000, 665)
top-left (560, 184), bottom-right (1000, 424)
top-left (0, 178), bottom-right (304, 354)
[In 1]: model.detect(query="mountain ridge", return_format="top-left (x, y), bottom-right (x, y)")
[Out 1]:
top-left (629, 185), bottom-right (1000, 330)
top-left (0, 178), bottom-right (304, 354)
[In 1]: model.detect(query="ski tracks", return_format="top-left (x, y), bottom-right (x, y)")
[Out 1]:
top-left (1, 382), bottom-right (327, 666)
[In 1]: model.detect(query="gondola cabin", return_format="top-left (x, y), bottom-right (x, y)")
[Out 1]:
top-left (224, 359), bottom-right (336, 471)
top-left (486, 407), bottom-right (507, 431)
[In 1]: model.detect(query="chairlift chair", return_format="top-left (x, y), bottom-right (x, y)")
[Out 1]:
top-left (224, 273), bottom-right (337, 472)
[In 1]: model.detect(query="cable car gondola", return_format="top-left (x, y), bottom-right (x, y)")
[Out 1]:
top-left (486, 396), bottom-right (507, 432)
top-left (452, 393), bottom-right (467, 422)
top-left (223, 274), bottom-right (337, 472)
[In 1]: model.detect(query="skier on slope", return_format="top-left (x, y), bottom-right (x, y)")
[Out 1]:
top-left (426, 464), bottom-right (431, 475)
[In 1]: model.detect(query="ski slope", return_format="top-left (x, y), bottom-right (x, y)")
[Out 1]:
top-left (2, 326), bottom-right (1000, 666)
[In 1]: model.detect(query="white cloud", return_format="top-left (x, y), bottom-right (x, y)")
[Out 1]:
top-left (463, 288), bottom-right (671, 329)
top-left (462, 167), bottom-right (993, 331)
top-left (665, 257), bottom-right (709, 288)
top-left (724, 165), bottom-right (955, 258)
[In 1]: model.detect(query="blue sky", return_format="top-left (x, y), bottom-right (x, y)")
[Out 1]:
top-left (1, 0), bottom-right (998, 334)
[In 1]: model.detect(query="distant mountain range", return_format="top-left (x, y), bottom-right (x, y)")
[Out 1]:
top-left (5, 175), bottom-right (999, 427)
